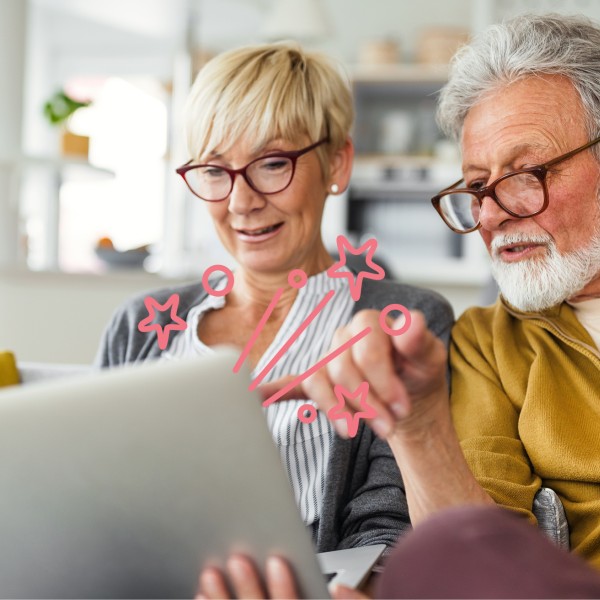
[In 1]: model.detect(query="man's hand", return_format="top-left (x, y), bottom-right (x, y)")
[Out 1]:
top-left (259, 309), bottom-right (494, 523)
top-left (260, 309), bottom-right (449, 439)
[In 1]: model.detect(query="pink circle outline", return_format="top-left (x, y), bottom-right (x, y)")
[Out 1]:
top-left (297, 403), bottom-right (317, 424)
top-left (379, 304), bottom-right (412, 336)
top-left (288, 268), bottom-right (308, 289)
top-left (202, 264), bottom-right (234, 297)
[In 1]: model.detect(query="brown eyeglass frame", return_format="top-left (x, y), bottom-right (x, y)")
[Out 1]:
top-left (175, 137), bottom-right (329, 202)
top-left (431, 135), bottom-right (600, 234)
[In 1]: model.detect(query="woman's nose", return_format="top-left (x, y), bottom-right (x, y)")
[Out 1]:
top-left (227, 174), bottom-right (266, 215)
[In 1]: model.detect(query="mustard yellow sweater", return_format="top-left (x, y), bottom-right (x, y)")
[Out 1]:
top-left (451, 298), bottom-right (600, 568)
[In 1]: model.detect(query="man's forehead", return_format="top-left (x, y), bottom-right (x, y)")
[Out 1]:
top-left (459, 78), bottom-right (588, 170)
top-left (461, 141), bottom-right (553, 173)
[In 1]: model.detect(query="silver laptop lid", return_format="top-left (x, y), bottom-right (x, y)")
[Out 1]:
top-left (0, 350), bottom-right (329, 598)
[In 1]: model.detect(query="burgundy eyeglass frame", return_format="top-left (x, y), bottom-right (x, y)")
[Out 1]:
top-left (431, 135), bottom-right (600, 234)
top-left (175, 137), bottom-right (330, 202)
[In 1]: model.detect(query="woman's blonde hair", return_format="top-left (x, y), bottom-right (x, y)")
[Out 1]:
top-left (184, 41), bottom-right (353, 179)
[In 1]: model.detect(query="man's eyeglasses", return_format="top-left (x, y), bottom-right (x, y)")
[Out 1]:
top-left (431, 136), bottom-right (600, 234)
top-left (176, 138), bottom-right (329, 202)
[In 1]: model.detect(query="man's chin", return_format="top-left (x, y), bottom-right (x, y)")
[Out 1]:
top-left (491, 261), bottom-right (566, 312)
top-left (497, 290), bottom-right (558, 312)
top-left (491, 228), bottom-right (600, 312)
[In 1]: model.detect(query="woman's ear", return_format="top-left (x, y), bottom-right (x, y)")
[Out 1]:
top-left (328, 137), bottom-right (354, 195)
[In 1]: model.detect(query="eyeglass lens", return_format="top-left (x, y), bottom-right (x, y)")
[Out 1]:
top-left (185, 156), bottom-right (294, 201)
top-left (439, 171), bottom-right (545, 231)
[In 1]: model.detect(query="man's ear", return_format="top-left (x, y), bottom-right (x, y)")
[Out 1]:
top-left (328, 137), bottom-right (354, 194)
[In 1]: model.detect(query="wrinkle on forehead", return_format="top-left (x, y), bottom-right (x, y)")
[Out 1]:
top-left (462, 142), bottom-right (554, 174)
top-left (460, 75), bottom-right (588, 173)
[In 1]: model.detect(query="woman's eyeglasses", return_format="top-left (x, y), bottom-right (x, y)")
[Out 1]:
top-left (176, 138), bottom-right (329, 202)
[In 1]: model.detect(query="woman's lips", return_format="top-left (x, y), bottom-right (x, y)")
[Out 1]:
top-left (234, 222), bottom-right (284, 243)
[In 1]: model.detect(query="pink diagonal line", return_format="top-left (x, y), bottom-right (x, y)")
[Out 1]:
top-left (233, 287), bottom-right (284, 374)
top-left (249, 290), bottom-right (335, 391)
top-left (262, 326), bottom-right (373, 407)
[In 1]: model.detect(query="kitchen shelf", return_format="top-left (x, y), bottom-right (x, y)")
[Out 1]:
top-left (345, 62), bottom-right (487, 288)
top-left (350, 63), bottom-right (449, 83)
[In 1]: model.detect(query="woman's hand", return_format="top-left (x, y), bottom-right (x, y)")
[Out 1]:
top-left (197, 555), bottom-right (298, 599)
top-left (259, 309), bottom-right (449, 440)
top-left (196, 554), bottom-right (370, 599)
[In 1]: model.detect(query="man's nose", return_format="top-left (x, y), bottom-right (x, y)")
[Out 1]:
top-left (477, 194), bottom-right (519, 231)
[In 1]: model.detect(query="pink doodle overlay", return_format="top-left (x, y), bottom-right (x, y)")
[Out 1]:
top-left (288, 268), bottom-right (308, 289)
top-left (262, 326), bottom-right (373, 408)
top-left (234, 286), bottom-right (285, 374)
top-left (379, 303), bottom-right (412, 336)
top-left (137, 293), bottom-right (188, 350)
top-left (202, 264), bottom-right (235, 297)
top-left (327, 382), bottom-right (376, 438)
top-left (136, 235), bottom-right (414, 427)
top-left (234, 269), bottom-right (310, 375)
top-left (249, 289), bottom-right (335, 390)
top-left (297, 403), bottom-right (318, 424)
top-left (326, 235), bottom-right (386, 301)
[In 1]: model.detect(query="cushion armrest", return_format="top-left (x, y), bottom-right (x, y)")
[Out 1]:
top-left (18, 362), bottom-right (93, 385)
top-left (533, 487), bottom-right (570, 551)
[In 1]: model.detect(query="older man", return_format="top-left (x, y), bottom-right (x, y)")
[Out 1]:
top-left (198, 13), bottom-right (600, 599)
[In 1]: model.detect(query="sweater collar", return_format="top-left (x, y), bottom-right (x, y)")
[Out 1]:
top-left (499, 295), bottom-right (597, 349)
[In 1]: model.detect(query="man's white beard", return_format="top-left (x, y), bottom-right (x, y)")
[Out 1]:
top-left (490, 231), bottom-right (600, 312)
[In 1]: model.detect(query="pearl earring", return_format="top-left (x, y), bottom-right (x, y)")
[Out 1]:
top-left (330, 183), bottom-right (340, 194)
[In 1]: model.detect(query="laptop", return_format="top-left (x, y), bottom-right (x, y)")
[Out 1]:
top-left (0, 349), bottom-right (383, 598)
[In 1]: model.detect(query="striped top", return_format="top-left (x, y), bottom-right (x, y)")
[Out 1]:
top-left (161, 268), bottom-right (354, 530)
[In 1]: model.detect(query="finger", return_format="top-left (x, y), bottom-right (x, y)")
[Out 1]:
top-left (258, 376), bottom-right (308, 402)
top-left (226, 555), bottom-right (266, 599)
top-left (340, 311), bottom-right (407, 419)
top-left (303, 368), bottom-right (348, 437)
top-left (199, 566), bottom-right (232, 599)
top-left (391, 311), bottom-right (442, 368)
top-left (322, 330), bottom-right (396, 438)
top-left (331, 583), bottom-right (370, 599)
top-left (390, 311), bottom-right (448, 396)
top-left (265, 556), bottom-right (300, 600)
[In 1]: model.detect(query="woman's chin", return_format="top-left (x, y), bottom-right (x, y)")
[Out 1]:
top-left (235, 253), bottom-right (292, 276)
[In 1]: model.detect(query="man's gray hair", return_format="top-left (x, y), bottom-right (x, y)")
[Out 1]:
top-left (437, 13), bottom-right (600, 153)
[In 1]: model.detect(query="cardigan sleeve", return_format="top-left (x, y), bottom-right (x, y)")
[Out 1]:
top-left (315, 280), bottom-right (454, 552)
top-left (94, 283), bottom-right (206, 368)
top-left (315, 422), bottom-right (411, 553)
top-left (335, 431), bottom-right (411, 550)
top-left (94, 290), bottom-right (163, 368)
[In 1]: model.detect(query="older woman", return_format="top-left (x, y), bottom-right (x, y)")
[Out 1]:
top-left (96, 42), bottom-right (452, 557)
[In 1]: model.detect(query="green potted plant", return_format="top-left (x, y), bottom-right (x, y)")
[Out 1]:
top-left (43, 89), bottom-right (92, 158)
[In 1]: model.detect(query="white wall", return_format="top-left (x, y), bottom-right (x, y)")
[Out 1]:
top-left (8, 0), bottom-right (598, 363)
top-left (0, 268), bottom-right (485, 364)
top-left (197, 0), bottom-right (473, 63)
top-left (0, 270), bottom-right (191, 364)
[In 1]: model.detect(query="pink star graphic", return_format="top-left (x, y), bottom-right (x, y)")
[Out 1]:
top-left (137, 293), bottom-right (187, 350)
top-left (327, 382), bottom-right (377, 438)
top-left (326, 235), bottom-right (385, 301)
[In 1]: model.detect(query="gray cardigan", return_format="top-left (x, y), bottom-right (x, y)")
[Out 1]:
top-left (95, 277), bottom-right (454, 553)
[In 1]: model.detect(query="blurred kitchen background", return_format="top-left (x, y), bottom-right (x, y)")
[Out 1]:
top-left (1, 0), bottom-right (599, 363)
